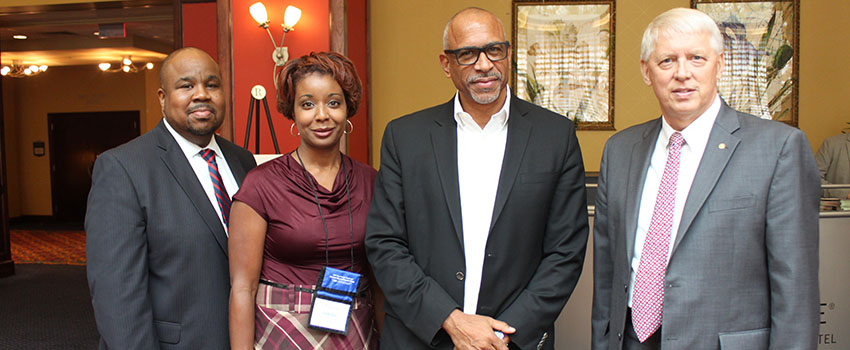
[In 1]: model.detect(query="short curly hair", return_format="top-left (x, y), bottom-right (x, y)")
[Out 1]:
top-left (276, 51), bottom-right (362, 120)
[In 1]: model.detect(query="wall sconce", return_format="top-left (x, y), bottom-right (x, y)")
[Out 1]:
top-left (98, 57), bottom-right (155, 73)
top-left (1, 60), bottom-right (48, 78)
top-left (249, 2), bottom-right (302, 67)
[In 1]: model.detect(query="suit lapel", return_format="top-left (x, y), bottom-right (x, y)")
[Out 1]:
top-left (154, 122), bottom-right (230, 256)
top-left (672, 103), bottom-right (741, 254)
top-left (490, 96), bottom-right (531, 232)
top-left (217, 136), bottom-right (248, 184)
top-left (430, 100), bottom-right (464, 246)
top-left (625, 119), bottom-right (661, 263)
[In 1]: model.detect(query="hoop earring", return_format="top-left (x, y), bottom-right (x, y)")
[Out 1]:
top-left (290, 122), bottom-right (300, 136)
top-left (344, 119), bottom-right (354, 135)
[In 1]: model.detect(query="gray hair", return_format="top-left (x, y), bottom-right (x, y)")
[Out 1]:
top-left (442, 7), bottom-right (506, 50)
top-left (640, 8), bottom-right (723, 61)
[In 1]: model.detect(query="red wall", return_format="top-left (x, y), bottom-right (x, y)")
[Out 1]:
top-left (232, 0), bottom-right (329, 155)
top-left (346, 0), bottom-right (369, 164)
top-left (182, 3), bottom-right (218, 60)
top-left (181, 0), bottom-right (369, 164)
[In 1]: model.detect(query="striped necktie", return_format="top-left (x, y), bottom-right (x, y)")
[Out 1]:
top-left (632, 131), bottom-right (684, 342)
top-left (200, 149), bottom-right (231, 227)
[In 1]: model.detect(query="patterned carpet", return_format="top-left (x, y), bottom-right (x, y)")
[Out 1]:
top-left (9, 229), bottom-right (86, 265)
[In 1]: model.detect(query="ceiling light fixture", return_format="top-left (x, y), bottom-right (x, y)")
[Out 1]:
top-left (13, 35), bottom-right (28, 40)
top-left (97, 57), bottom-right (155, 73)
top-left (1, 60), bottom-right (47, 78)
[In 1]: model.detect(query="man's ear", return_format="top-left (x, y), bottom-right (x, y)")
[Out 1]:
top-left (716, 52), bottom-right (724, 80)
top-left (157, 88), bottom-right (166, 116)
top-left (640, 60), bottom-right (652, 86)
top-left (439, 54), bottom-right (452, 78)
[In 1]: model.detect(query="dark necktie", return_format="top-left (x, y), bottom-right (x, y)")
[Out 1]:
top-left (200, 149), bottom-right (231, 227)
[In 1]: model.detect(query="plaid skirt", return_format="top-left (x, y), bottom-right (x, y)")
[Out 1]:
top-left (254, 281), bottom-right (379, 349)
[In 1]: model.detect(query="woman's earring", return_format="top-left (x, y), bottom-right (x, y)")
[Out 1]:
top-left (344, 120), bottom-right (354, 135)
top-left (290, 122), bottom-right (300, 136)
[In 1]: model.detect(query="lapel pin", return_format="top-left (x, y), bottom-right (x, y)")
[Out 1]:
top-left (718, 143), bottom-right (726, 149)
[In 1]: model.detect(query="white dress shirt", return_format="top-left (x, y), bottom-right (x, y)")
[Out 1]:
top-left (455, 91), bottom-right (511, 314)
top-left (628, 95), bottom-right (721, 307)
top-left (163, 118), bottom-right (239, 232)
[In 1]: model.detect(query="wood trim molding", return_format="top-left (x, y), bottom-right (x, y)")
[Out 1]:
top-left (173, 0), bottom-right (182, 50)
top-left (217, 0), bottom-right (234, 141)
top-left (0, 42), bottom-right (14, 278)
top-left (330, 0), bottom-right (347, 154)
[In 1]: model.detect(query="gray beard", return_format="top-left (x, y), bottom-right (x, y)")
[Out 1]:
top-left (467, 71), bottom-right (503, 105)
top-left (471, 86), bottom-right (501, 104)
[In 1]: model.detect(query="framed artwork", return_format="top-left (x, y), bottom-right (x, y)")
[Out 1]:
top-left (692, 0), bottom-right (800, 126)
top-left (512, 1), bottom-right (615, 130)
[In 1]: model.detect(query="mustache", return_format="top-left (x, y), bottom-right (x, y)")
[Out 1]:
top-left (187, 103), bottom-right (217, 115)
top-left (466, 71), bottom-right (502, 84)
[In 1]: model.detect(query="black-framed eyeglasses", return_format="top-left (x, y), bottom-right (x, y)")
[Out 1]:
top-left (444, 41), bottom-right (511, 66)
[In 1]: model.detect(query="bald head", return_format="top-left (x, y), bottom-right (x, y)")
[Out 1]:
top-left (157, 46), bottom-right (225, 147)
top-left (443, 7), bottom-right (506, 50)
top-left (159, 47), bottom-right (220, 89)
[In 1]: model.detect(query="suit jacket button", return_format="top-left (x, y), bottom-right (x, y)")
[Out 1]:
top-left (618, 332), bottom-right (622, 341)
top-left (624, 284), bottom-right (628, 292)
top-left (456, 271), bottom-right (465, 281)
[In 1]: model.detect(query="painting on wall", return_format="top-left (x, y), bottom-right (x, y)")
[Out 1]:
top-left (693, 0), bottom-right (799, 126)
top-left (512, 1), bottom-right (615, 130)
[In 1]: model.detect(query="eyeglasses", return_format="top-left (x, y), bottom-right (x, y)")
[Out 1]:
top-left (443, 41), bottom-right (511, 66)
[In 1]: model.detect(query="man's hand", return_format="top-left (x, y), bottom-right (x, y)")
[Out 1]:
top-left (442, 309), bottom-right (516, 350)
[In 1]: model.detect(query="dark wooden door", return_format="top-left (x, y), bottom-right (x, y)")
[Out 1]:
top-left (48, 111), bottom-right (140, 223)
top-left (0, 54), bottom-right (13, 277)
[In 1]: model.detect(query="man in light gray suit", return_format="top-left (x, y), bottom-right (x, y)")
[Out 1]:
top-left (592, 8), bottom-right (820, 350)
top-left (815, 132), bottom-right (850, 199)
top-left (86, 47), bottom-right (256, 349)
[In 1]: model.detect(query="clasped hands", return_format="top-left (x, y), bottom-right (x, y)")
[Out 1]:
top-left (442, 309), bottom-right (516, 350)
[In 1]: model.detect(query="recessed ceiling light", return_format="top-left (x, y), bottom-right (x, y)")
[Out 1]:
top-left (93, 31), bottom-right (100, 36)
top-left (13, 35), bottom-right (27, 40)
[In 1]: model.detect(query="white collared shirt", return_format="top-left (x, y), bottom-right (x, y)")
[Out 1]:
top-left (163, 118), bottom-right (239, 233)
top-left (628, 95), bottom-right (721, 307)
top-left (455, 90), bottom-right (511, 314)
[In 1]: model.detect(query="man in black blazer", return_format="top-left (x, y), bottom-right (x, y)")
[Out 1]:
top-left (366, 8), bottom-right (589, 350)
top-left (85, 47), bottom-right (256, 349)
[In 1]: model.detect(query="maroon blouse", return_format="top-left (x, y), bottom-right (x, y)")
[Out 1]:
top-left (233, 153), bottom-right (377, 288)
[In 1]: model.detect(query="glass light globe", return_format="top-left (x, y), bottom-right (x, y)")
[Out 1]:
top-left (249, 2), bottom-right (269, 25)
top-left (283, 6), bottom-right (302, 29)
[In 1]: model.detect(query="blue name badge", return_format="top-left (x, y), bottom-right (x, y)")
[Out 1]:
top-left (308, 267), bottom-right (361, 335)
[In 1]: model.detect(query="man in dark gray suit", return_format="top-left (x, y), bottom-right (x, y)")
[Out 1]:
top-left (592, 8), bottom-right (820, 350)
top-left (85, 47), bottom-right (256, 349)
top-left (366, 7), bottom-right (588, 350)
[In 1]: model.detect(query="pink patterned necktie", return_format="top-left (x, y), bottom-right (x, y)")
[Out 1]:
top-left (632, 131), bottom-right (684, 342)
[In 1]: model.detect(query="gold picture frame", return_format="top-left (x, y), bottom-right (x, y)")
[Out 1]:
top-left (512, 0), bottom-right (615, 130)
top-left (692, 0), bottom-right (800, 126)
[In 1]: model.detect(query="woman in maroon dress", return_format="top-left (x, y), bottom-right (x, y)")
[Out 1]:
top-left (229, 52), bottom-right (379, 349)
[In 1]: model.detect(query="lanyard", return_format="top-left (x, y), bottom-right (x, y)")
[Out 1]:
top-left (295, 149), bottom-right (355, 267)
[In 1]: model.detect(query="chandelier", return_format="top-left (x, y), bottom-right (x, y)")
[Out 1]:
top-left (1, 60), bottom-right (48, 78)
top-left (98, 57), bottom-right (154, 73)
